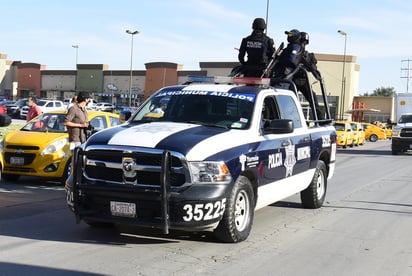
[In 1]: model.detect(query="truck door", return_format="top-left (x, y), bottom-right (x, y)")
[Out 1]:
top-left (275, 94), bottom-right (312, 175)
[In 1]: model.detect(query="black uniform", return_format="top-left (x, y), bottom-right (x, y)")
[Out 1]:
top-left (238, 18), bottom-right (275, 77)
top-left (274, 30), bottom-right (323, 119)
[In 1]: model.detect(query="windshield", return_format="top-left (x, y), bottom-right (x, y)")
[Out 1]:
top-left (334, 124), bottom-right (345, 131)
top-left (130, 90), bottom-right (256, 129)
top-left (37, 100), bottom-right (48, 107)
top-left (399, 115), bottom-right (412, 123)
top-left (21, 113), bottom-right (67, 133)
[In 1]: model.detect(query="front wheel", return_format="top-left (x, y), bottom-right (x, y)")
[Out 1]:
top-left (60, 158), bottom-right (72, 185)
top-left (214, 176), bottom-right (255, 243)
top-left (300, 160), bottom-right (327, 209)
top-left (3, 173), bottom-right (20, 182)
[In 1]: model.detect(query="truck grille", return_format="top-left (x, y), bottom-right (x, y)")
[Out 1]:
top-left (80, 146), bottom-right (188, 187)
top-left (400, 128), bottom-right (412, 138)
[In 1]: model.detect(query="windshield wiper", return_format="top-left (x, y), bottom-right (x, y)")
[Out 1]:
top-left (132, 119), bottom-right (154, 123)
top-left (186, 121), bottom-right (228, 129)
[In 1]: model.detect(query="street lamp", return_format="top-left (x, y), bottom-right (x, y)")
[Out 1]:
top-left (72, 45), bottom-right (79, 91)
top-left (126, 29), bottom-right (139, 107)
top-left (338, 30), bottom-right (347, 120)
top-left (72, 45), bottom-right (79, 67)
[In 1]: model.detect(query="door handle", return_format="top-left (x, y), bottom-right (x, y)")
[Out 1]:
top-left (281, 141), bottom-right (290, 147)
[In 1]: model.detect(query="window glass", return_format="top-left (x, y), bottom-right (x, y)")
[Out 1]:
top-left (276, 95), bottom-right (302, 128)
top-left (90, 116), bottom-right (107, 131)
top-left (110, 116), bottom-right (120, 127)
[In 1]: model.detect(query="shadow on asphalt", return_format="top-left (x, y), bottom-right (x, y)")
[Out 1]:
top-left (0, 177), bottom-right (220, 245)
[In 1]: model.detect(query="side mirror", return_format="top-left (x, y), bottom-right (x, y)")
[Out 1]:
top-left (119, 111), bottom-right (132, 123)
top-left (263, 119), bottom-right (294, 134)
top-left (0, 114), bottom-right (12, 127)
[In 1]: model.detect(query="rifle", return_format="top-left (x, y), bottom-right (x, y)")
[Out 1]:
top-left (261, 42), bottom-right (284, 78)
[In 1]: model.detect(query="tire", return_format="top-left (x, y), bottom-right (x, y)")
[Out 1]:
top-left (369, 134), bottom-right (378, 142)
top-left (60, 158), bottom-right (72, 185)
top-left (300, 160), bottom-right (327, 209)
top-left (214, 176), bottom-right (255, 243)
top-left (3, 174), bottom-right (20, 182)
top-left (391, 146), bottom-right (400, 155)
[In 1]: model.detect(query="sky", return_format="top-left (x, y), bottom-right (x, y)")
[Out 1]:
top-left (2, 0), bottom-right (412, 94)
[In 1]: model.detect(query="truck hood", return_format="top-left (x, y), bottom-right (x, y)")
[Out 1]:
top-left (396, 122), bottom-right (412, 128)
top-left (90, 122), bottom-right (255, 160)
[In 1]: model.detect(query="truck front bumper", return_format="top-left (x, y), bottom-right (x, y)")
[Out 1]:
top-left (391, 137), bottom-right (412, 152)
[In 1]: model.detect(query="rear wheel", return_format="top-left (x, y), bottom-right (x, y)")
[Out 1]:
top-left (214, 176), bottom-right (255, 243)
top-left (301, 160), bottom-right (327, 209)
top-left (369, 134), bottom-right (378, 142)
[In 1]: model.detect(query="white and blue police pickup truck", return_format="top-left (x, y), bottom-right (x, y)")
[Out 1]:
top-left (65, 76), bottom-right (337, 243)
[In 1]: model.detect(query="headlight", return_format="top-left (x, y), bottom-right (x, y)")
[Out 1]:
top-left (0, 139), bottom-right (4, 152)
top-left (392, 127), bottom-right (401, 138)
top-left (188, 161), bottom-right (232, 184)
top-left (41, 138), bottom-right (68, 155)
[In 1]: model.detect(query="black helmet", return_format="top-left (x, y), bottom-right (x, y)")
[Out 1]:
top-left (252, 18), bottom-right (266, 30)
top-left (285, 29), bottom-right (301, 43)
top-left (300, 32), bottom-right (309, 45)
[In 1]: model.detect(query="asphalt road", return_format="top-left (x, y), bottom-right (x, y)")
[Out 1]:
top-left (0, 139), bottom-right (411, 276)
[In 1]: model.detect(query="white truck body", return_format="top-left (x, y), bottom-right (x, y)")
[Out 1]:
top-left (394, 93), bottom-right (412, 123)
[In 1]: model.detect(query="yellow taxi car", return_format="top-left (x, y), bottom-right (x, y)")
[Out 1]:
top-left (0, 110), bottom-right (120, 183)
top-left (350, 121), bottom-right (365, 146)
top-left (361, 123), bottom-right (387, 142)
top-left (382, 124), bottom-right (392, 139)
top-left (334, 121), bottom-right (354, 148)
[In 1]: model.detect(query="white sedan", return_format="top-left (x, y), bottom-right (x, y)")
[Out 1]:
top-left (95, 102), bottom-right (115, 112)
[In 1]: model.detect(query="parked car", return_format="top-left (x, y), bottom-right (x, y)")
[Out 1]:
top-left (95, 102), bottom-right (115, 112)
top-left (334, 121), bottom-right (354, 148)
top-left (6, 98), bottom-right (27, 118)
top-left (349, 121), bottom-right (365, 146)
top-left (361, 123), bottom-right (387, 142)
top-left (19, 105), bottom-right (29, 119)
top-left (0, 110), bottom-right (120, 183)
top-left (20, 99), bottom-right (66, 120)
top-left (37, 99), bottom-right (65, 113)
top-left (86, 99), bottom-right (98, 110)
top-left (382, 124), bottom-right (392, 139)
top-left (0, 104), bottom-right (6, 114)
top-left (63, 98), bottom-right (72, 109)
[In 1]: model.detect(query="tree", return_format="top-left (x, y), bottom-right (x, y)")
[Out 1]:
top-left (364, 86), bottom-right (396, 97)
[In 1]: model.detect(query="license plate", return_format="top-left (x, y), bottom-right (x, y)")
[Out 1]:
top-left (10, 156), bottom-right (24, 165)
top-left (110, 201), bottom-right (136, 218)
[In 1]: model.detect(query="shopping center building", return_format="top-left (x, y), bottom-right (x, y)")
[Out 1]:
top-left (1, 51), bottom-right (392, 122)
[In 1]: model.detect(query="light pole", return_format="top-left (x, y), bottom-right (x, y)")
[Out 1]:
top-left (72, 45), bottom-right (79, 92)
top-left (72, 45), bottom-right (79, 67)
top-left (265, 0), bottom-right (270, 34)
top-left (126, 29), bottom-right (139, 107)
top-left (338, 30), bottom-right (347, 120)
